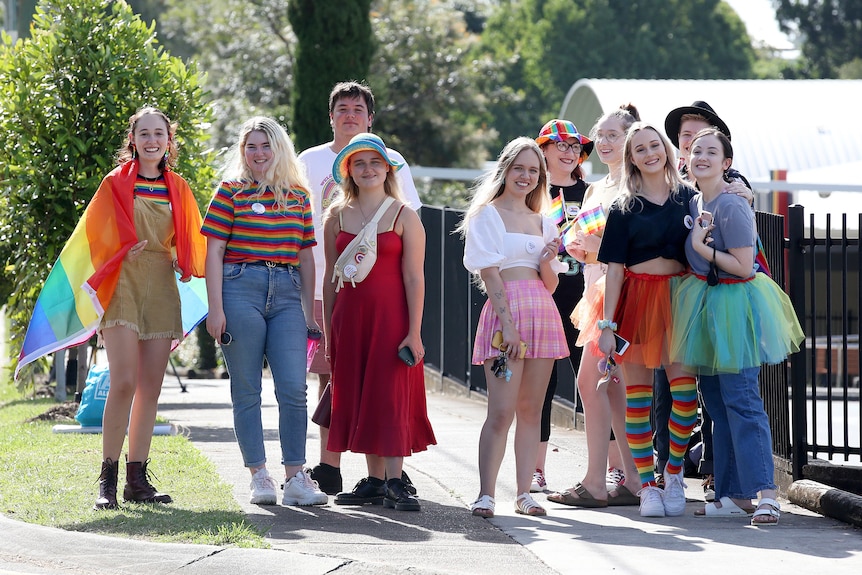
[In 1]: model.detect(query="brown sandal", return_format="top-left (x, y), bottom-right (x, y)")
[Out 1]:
top-left (547, 482), bottom-right (608, 508)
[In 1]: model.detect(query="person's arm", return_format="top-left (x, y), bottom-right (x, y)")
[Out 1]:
top-left (321, 210), bottom-right (341, 359)
top-left (690, 215), bottom-right (754, 279)
top-left (398, 208), bottom-right (426, 362)
top-left (298, 246), bottom-right (319, 331)
top-left (204, 237), bottom-right (228, 341)
top-left (479, 266), bottom-right (521, 360)
top-left (539, 237), bottom-right (562, 292)
top-left (598, 262), bottom-right (624, 356)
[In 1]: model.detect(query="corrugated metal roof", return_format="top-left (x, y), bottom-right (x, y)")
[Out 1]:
top-left (560, 79), bottom-right (862, 183)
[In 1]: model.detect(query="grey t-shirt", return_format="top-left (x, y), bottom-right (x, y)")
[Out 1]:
top-left (685, 192), bottom-right (756, 279)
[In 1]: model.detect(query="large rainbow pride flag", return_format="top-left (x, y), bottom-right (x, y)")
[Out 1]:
top-left (15, 162), bottom-right (208, 379)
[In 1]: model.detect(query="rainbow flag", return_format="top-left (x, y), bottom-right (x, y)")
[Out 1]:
top-left (15, 162), bottom-right (208, 379)
top-left (545, 194), bottom-right (565, 225)
top-left (577, 204), bottom-right (606, 236)
top-left (560, 220), bottom-right (578, 245)
top-left (755, 236), bottom-right (772, 278)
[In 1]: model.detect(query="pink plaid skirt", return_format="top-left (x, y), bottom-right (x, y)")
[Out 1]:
top-left (472, 279), bottom-right (568, 364)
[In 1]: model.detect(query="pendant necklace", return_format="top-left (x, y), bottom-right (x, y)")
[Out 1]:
top-left (139, 174), bottom-right (162, 193)
top-left (357, 197), bottom-right (385, 227)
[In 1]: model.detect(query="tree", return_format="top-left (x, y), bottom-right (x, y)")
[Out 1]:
top-left (367, 0), bottom-right (495, 168)
top-left (775, 0), bottom-right (862, 78)
top-left (472, 0), bottom-right (755, 152)
top-left (0, 0), bottom-right (216, 379)
top-left (287, 0), bottom-right (373, 151)
top-left (162, 0), bottom-right (297, 150)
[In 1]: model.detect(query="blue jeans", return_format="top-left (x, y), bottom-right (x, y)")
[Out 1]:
top-left (220, 262), bottom-right (308, 468)
top-left (699, 367), bottom-right (776, 500)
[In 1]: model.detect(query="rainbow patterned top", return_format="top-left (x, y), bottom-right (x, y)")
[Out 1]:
top-left (134, 177), bottom-right (170, 205)
top-left (201, 181), bottom-right (316, 265)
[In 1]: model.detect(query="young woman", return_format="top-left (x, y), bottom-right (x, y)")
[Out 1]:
top-left (548, 105), bottom-right (642, 508)
top-left (323, 133), bottom-right (435, 512)
top-left (95, 107), bottom-right (207, 509)
top-left (578, 122), bottom-right (699, 518)
top-left (531, 119), bottom-right (591, 493)
top-left (203, 117), bottom-right (327, 507)
top-left (672, 128), bottom-right (803, 525)
top-left (460, 137), bottom-right (568, 518)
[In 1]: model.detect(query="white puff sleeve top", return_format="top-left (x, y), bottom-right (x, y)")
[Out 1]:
top-left (463, 205), bottom-right (567, 275)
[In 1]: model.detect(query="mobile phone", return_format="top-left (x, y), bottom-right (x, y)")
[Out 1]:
top-left (700, 210), bottom-right (713, 229)
top-left (614, 333), bottom-right (630, 356)
top-left (398, 346), bottom-right (415, 367)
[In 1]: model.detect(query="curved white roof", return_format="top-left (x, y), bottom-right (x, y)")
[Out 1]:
top-left (560, 79), bottom-right (862, 183)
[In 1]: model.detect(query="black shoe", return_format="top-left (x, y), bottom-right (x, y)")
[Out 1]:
top-left (400, 470), bottom-right (417, 496)
top-left (310, 463), bottom-right (343, 495)
top-left (384, 478), bottom-right (421, 511)
top-left (334, 477), bottom-right (385, 505)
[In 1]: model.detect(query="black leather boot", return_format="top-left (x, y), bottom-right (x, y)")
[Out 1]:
top-left (94, 458), bottom-right (119, 510)
top-left (123, 459), bottom-right (172, 504)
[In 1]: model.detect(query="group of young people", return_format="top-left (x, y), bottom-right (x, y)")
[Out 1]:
top-left (460, 101), bottom-right (803, 525)
top-left (25, 83), bottom-right (802, 526)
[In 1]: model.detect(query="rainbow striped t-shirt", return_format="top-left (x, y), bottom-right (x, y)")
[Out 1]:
top-left (134, 177), bottom-right (170, 205)
top-left (201, 181), bottom-right (316, 266)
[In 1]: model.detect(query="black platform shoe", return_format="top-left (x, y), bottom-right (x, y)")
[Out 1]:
top-left (334, 477), bottom-right (385, 505)
top-left (384, 477), bottom-right (421, 511)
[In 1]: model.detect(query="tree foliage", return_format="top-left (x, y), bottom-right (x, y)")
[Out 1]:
top-left (775, 0), bottom-right (862, 78)
top-left (367, 0), bottom-right (495, 167)
top-left (161, 0), bottom-right (296, 149)
top-left (288, 0), bottom-right (373, 152)
top-left (0, 0), bottom-right (216, 373)
top-left (472, 0), bottom-right (755, 151)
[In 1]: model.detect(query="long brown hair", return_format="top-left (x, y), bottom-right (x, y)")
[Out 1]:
top-left (116, 107), bottom-right (178, 171)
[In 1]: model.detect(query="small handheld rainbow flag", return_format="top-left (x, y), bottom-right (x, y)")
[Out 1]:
top-left (577, 204), bottom-right (606, 236)
top-left (560, 220), bottom-right (578, 245)
top-left (545, 194), bottom-right (565, 225)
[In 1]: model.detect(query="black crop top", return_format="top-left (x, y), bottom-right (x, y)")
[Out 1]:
top-left (598, 184), bottom-right (697, 267)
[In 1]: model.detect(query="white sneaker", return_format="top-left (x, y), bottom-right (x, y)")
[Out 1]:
top-left (530, 469), bottom-right (547, 492)
top-left (662, 468), bottom-right (687, 516)
top-left (282, 469), bottom-right (328, 506)
top-left (249, 468), bottom-right (278, 505)
top-left (605, 466), bottom-right (625, 491)
top-left (638, 485), bottom-right (665, 517)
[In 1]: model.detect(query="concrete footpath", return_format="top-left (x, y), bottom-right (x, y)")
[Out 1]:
top-left (2, 375), bottom-right (861, 575)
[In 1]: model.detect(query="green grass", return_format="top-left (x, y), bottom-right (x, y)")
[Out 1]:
top-left (0, 386), bottom-right (268, 548)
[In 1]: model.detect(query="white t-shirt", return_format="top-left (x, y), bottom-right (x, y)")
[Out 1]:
top-left (298, 142), bottom-right (422, 300)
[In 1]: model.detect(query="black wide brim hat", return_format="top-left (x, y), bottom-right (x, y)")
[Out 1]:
top-left (664, 101), bottom-right (731, 149)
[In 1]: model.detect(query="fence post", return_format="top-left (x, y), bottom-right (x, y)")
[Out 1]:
top-left (787, 204), bottom-right (808, 480)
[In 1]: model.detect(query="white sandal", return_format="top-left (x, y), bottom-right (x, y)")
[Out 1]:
top-left (515, 492), bottom-right (547, 516)
top-left (751, 497), bottom-right (781, 526)
top-left (470, 494), bottom-right (495, 518)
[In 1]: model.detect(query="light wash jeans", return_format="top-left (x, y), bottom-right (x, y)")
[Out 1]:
top-left (699, 367), bottom-right (776, 500)
top-left (220, 262), bottom-right (308, 468)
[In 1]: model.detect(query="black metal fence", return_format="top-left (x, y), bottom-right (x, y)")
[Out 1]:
top-left (421, 204), bottom-right (861, 482)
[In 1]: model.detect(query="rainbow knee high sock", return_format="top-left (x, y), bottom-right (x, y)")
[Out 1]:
top-left (665, 375), bottom-right (698, 475)
top-left (625, 381), bottom-right (655, 487)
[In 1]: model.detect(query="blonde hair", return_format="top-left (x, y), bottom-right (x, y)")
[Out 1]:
top-left (457, 137), bottom-right (549, 236)
top-left (618, 122), bottom-right (684, 213)
top-left (219, 116), bottom-right (309, 210)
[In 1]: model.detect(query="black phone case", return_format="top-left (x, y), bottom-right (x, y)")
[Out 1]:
top-left (398, 346), bottom-right (415, 366)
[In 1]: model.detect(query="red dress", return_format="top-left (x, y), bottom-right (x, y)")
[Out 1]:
top-left (327, 224), bottom-right (437, 457)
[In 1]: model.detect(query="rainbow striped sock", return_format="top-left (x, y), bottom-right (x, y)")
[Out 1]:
top-left (666, 376), bottom-right (698, 475)
top-left (625, 382), bottom-right (656, 487)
